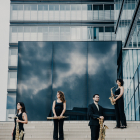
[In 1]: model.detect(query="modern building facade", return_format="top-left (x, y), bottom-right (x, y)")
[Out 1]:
top-left (7, 0), bottom-right (140, 121)
top-left (115, 0), bottom-right (140, 121)
top-left (7, 0), bottom-right (116, 120)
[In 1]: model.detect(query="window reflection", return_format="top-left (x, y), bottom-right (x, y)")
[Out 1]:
top-left (10, 26), bottom-right (115, 43)
top-left (8, 49), bottom-right (18, 66)
top-left (11, 4), bottom-right (114, 21)
top-left (7, 72), bottom-right (17, 89)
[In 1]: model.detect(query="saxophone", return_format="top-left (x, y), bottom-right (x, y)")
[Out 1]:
top-left (109, 86), bottom-right (116, 105)
top-left (15, 116), bottom-right (24, 140)
top-left (98, 118), bottom-right (109, 140)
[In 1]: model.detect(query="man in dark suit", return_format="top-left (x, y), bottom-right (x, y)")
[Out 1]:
top-left (88, 94), bottom-right (104, 140)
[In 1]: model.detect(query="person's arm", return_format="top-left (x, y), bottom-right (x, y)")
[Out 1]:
top-left (88, 104), bottom-right (100, 119)
top-left (114, 87), bottom-right (124, 101)
top-left (52, 100), bottom-right (57, 117)
top-left (60, 102), bottom-right (66, 117)
top-left (16, 113), bottom-right (28, 124)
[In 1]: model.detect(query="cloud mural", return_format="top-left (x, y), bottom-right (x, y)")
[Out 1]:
top-left (17, 41), bottom-right (121, 120)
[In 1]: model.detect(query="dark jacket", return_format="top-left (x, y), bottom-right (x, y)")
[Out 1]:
top-left (88, 103), bottom-right (104, 126)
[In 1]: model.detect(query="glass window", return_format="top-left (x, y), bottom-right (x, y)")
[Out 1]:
top-left (38, 5), bottom-right (44, 11)
top-left (134, 71), bottom-right (138, 90)
top-left (49, 5), bottom-right (54, 10)
top-left (12, 5), bottom-right (18, 10)
top-left (99, 27), bottom-right (104, 32)
top-left (129, 102), bottom-right (131, 120)
top-left (60, 5), bottom-right (65, 10)
top-left (12, 27), bottom-right (17, 33)
top-left (104, 5), bottom-right (110, 10)
top-left (77, 5), bottom-right (81, 10)
top-left (93, 5), bottom-right (98, 10)
top-left (31, 27), bottom-right (37, 32)
top-left (7, 95), bottom-right (16, 109)
top-left (8, 49), bottom-right (18, 66)
top-left (24, 27), bottom-right (30, 32)
top-left (82, 5), bottom-right (87, 10)
top-left (24, 5), bottom-right (30, 10)
top-left (133, 50), bottom-right (138, 71)
top-left (88, 5), bottom-right (92, 10)
top-left (71, 5), bottom-right (77, 10)
top-left (105, 27), bottom-right (114, 32)
top-left (7, 72), bottom-right (17, 89)
top-left (139, 65), bottom-right (140, 83)
top-left (136, 107), bottom-right (139, 121)
top-left (131, 96), bottom-right (135, 120)
top-left (38, 27), bottom-right (42, 32)
top-left (99, 5), bottom-right (103, 10)
top-left (31, 5), bottom-right (37, 10)
top-left (65, 5), bottom-right (70, 10)
top-left (44, 5), bottom-right (48, 10)
top-left (110, 4), bottom-right (114, 10)
top-left (18, 5), bottom-right (23, 10)
top-left (55, 5), bottom-right (59, 10)
top-left (135, 88), bottom-right (139, 110)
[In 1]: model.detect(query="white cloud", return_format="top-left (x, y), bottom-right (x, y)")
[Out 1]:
top-left (53, 50), bottom-right (86, 89)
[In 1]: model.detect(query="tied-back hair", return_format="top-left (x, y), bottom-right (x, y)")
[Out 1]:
top-left (58, 91), bottom-right (66, 103)
top-left (17, 102), bottom-right (26, 114)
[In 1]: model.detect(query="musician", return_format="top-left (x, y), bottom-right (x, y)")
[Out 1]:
top-left (12, 102), bottom-right (28, 140)
top-left (88, 94), bottom-right (104, 140)
top-left (113, 79), bottom-right (127, 128)
top-left (52, 91), bottom-right (66, 140)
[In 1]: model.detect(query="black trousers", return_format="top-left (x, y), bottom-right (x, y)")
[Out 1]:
top-left (114, 99), bottom-right (127, 127)
top-left (90, 125), bottom-right (100, 140)
top-left (53, 119), bottom-right (64, 140)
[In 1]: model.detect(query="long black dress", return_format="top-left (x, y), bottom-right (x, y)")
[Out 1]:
top-left (53, 100), bottom-right (64, 140)
top-left (114, 88), bottom-right (127, 127)
top-left (13, 113), bottom-right (24, 140)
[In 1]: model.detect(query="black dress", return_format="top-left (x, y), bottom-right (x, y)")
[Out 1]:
top-left (13, 113), bottom-right (24, 140)
top-left (53, 100), bottom-right (64, 140)
top-left (114, 88), bottom-right (127, 127)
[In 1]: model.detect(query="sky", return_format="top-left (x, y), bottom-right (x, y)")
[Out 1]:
top-left (0, 0), bottom-right (10, 121)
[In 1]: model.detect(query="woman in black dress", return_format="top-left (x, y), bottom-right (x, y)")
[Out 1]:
top-left (113, 79), bottom-right (127, 128)
top-left (12, 102), bottom-right (28, 140)
top-left (52, 91), bottom-right (66, 140)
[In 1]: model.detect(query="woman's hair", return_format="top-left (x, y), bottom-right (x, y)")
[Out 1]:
top-left (116, 79), bottom-right (124, 86)
top-left (17, 102), bottom-right (26, 113)
top-left (57, 91), bottom-right (66, 103)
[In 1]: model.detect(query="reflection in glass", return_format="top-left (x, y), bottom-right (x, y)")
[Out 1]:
top-left (10, 26), bottom-right (115, 43)
top-left (8, 72), bottom-right (17, 89)
top-left (8, 49), bottom-right (18, 66)
top-left (7, 95), bottom-right (16, 109)
top-left (10, 4), bottom-right (114, 21)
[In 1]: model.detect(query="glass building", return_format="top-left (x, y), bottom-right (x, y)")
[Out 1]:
top-left (7, 0), bottom-right (116, 120)
top-left (115, 0), bottom-right (140, 120)
top-left (7, 0), bottom-right (140, 121)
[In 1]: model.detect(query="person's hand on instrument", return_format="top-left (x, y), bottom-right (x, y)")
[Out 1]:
top-left (54, 114), bottom-right (58, 118)
top-left (16, 118), bottom-right (20, 122)
top-left (113, 98), bottom-right (117, 102)
top-left (59, 114), bottom-right (63, 119)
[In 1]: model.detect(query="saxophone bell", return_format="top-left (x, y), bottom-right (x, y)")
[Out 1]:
top-left (109, 86), bottom-right (116, 105)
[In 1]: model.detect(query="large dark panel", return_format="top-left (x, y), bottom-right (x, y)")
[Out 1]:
top-left (17, 42), bottom-right (52, 120)
top-left (87, 42), bottom-right (117, 109)
top-left (17, 41), bottom-right (121, 120)
top-left (52, 42), bottom-right (88, 110)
